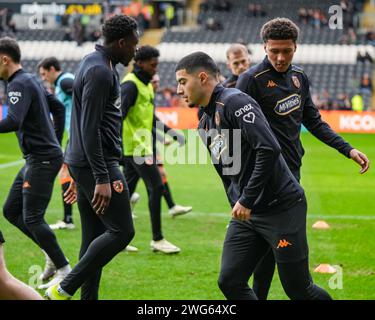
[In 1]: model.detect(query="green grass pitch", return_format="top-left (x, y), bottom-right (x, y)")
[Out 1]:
top-left (0, 132), bottom-right (374, 299)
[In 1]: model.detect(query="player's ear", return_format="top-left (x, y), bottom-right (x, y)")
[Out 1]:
top-left (1, 55), bottom-right (9, 65)
top-left (198, 71), bottom-right (208, 84)
top-left (294, 43), bottom-right (297, 52)
top-left (118, 37), bottom-right (126, 48)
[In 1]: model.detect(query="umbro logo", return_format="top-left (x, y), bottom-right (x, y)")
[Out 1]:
top-left (277, 239), bottom-right (292, 249)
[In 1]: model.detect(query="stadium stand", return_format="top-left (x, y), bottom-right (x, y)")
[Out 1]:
top-left (0, 0), bottom-right (373, 110)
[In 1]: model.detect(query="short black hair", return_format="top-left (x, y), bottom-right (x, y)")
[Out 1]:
top-left (0, 37), bottom-right (21, 63)
top-left (37, 57), bottom-right (61, 71)
top-left (175, 52), bottom-right (219, 77)
top-left (134, 45), bottom-right (159, 62)
top-left (102, 14), bottom-right (138, 44)
top-left (261, 18), bottom-right (299, 43)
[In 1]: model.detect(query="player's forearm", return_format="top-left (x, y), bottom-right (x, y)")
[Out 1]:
top-left (47, 93), bottom-right (66, 144)
top-left (239, 147), bottom-right (280, 208)
top-left (82, 130), bottom-right (110, 184)
top-left (51, 109), bottom-right (65, 145)
top-left (308, 122), bottom-right (353, 157)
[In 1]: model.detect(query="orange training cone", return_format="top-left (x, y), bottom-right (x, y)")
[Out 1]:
top-left (312, 220), bottom-right (330, 229)
top-left (314, 264), bottom-right (336, 274)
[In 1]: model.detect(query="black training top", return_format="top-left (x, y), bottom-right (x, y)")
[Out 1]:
top-left (199, 84), bottom-right (304, 214)
top-left (236, 57), bottom-right (353, 179)
top-left (0, 69), bottom-right (64, 161)
top-left (222, 73), bottom-right (238, 88)
top-left (65, 45), bottom-right (122, 184)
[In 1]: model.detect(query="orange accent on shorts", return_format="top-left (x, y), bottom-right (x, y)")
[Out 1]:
top-left (277, 239), bottom-right (292, 249)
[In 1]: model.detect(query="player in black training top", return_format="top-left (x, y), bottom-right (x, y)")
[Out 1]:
top-left (175, 51), bottom-right (332, 300)
top-left (197, 43), bottom-right (251, 120)
top-left (0, 37), bottom-right (72, 291)
top-left (236, 18), bottom-right (370, 300)
top-left (222, 43), bottom-right (251, 88)
top-left (38, 56), bottom-right (76, 231)
top-left (45, 15), bottom-right (139, 300)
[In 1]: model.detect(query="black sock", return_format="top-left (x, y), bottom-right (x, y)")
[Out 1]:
top-left (163, 182), bottom-right (175, 209)
top-left (62, 182), bottom-right (73, 224)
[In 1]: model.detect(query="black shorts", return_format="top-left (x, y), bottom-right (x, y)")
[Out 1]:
top-left (22, 157), bottom-right (62, 197)
top-left (250, 195), bottom-right (308, 263)
top-left (0, 230), bottom-right (5, 244)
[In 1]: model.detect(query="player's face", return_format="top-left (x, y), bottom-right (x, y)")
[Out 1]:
top-left (0, 55), bottom-right (10, 80)
top-left (151, 74), bottom-right (160, 91)
top-left (176, 69), bottom-right (204, 108)
top-left (227, 51), bottom-right (250, 76)
top-left (118, 31), bottom-right (139, 66)
top-left (265, 39), bottom-right (296, 73)
top-left (138, 57), bottom-right (159, 77)
top-left (39, 67), bottom-right (53, 84)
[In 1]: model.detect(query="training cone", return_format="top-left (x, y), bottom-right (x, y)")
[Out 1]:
top-left (314, 264), bottom-right (336, 274)
top-left (312, 220), bottom-right (330, 229)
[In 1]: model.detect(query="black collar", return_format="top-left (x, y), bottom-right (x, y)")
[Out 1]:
top-left (263, 56), bottom-right (292, 74)
top-left (223, 73), bottom-right (238, 87)
top-left (8, 68), bottom-right (24, 82)
top-left (204, 84), bottom-right (225, 116)
top-left (95, 44), bottom-right (119, 66)
top-left (54, 72), bottom-right (65, 86)
top-left (133, 64), bottom-right (152, 85)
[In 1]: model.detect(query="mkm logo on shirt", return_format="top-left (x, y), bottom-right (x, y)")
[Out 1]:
top-left (274, 94), bottom-right (301, 116)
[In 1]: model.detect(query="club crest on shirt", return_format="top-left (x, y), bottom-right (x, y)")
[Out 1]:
top-left (112, 180), bottom-right (124, 193)
top-left (292, 75), bottom-right (300, 89)
top-left (274, 94), bottom-right (301, 116)
top-left (209, 134), bottom-right (227, 160)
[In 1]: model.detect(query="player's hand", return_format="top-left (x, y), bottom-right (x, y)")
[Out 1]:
top-left (232, 201), bottom-right (251, 221)
top-left (92, 183), bottom-right (112, 215)
top-left (63, 180), bottom-right (77, 204)
top-left (350, 149), bottom-right (370, 174)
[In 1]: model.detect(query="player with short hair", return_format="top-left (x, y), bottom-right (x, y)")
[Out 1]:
top-left (236, 17), bottom-right (370, 300)
top-left (121, 45), bottom-right (181, 254)
top-left (38, 57), bottom-right (75, 231)
top-left (151, 73), bottom-right (192, 217)
top-left (0, 36), bottom-right (72, 291)
top-left (45, 14), bottom-right (139, 300)
top-left (175, 51), bottom-right (332, 300)
top-left (223, 43), bottom-right (251, 88)
top-left (198, 43), bottom-right (251, 120)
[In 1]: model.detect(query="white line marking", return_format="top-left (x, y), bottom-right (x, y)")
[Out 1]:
top-left (188, 212), bottom-right (375, 221)
top-left (0, 160), bottom-right (24, 169)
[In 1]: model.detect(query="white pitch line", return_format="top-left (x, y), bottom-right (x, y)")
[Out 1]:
top-left (188, 212), bottom-right (375, 221)
top-left (0, 160), bottom-right (24, 169)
